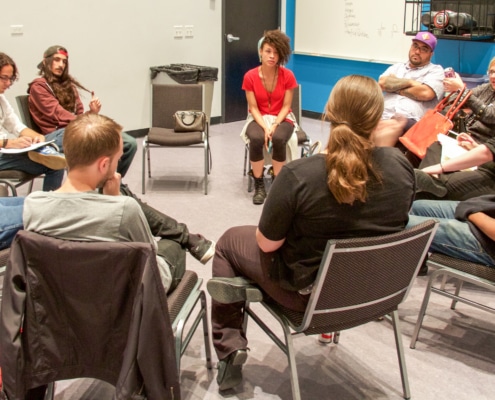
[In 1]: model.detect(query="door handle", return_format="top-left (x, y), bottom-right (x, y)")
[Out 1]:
top-left (226, 34), bottom-right (240, 43)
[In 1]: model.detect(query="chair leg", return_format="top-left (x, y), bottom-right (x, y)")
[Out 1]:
top-left (243, 144), bottom-right (249, 176)
top-left (200, 290), bottom-right (213, 369)
top-left (410, 271), bottom-right (438, 349)
top-left (142, 142), bottom-right (147, 194)
top-left (391, 310), bottom-right (411, 400)
top-left (451, 279), bottom-right (464, 310)
top-left (245, 305), bottom-right (302, 400)
top-left (44, 382), bottom-right (55, 400)
top-left (204, 140), bottom-right (208, 195)
top-left (282, 324), bottom-right (302, 400)
top-left (0, 180), bottom-right (17, 196)
top-left (27, 178), bottom-right (35, 194)
top-left (147, 144), bottom-right (151, 179)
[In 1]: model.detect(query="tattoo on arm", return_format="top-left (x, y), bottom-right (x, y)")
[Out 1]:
top-left (383, 76), bottom-right (410, 92)
top-left (400, 88), bottom-right (420, 101)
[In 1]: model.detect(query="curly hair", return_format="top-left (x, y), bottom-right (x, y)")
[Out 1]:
top-left (0, 53), bottom-right (18, 82)
top-left (324, 75), bottom-right (384, 205)
top-left (260, 29), bottom-right (292, 65)
top-left (35, 47), bottom-right (90, 114)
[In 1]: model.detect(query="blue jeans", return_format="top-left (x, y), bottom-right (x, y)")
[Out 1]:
top-left (0, 196), bottom-right (24, 250)
top-left (407, 200), bottom-right (495, 266)
top-left (45, 129), bottom-right (137, 178)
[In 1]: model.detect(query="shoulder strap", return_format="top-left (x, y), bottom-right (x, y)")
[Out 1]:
top-left (446, 87), bottom-right (472, 120)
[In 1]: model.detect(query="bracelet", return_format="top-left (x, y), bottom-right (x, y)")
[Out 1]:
top-left (2, 138), bottom-right (7, 149)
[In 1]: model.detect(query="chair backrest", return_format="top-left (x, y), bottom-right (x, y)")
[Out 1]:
top-left (151, 83), bottom-right (204, 129)
top-left (15, 95), bottom-right (41, 132)
top-left (0, 230), bottom-right (179, 400)
top-left (294, 220), bottom-right (438, 334)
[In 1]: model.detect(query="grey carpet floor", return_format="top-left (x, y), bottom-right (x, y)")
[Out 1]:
top-left (21, 117), bottom-right (495, 399)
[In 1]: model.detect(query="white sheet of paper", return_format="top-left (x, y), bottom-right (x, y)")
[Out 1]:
top-left (0, 140), bottom-right (55, 154)
top-left (437, 134), bottom-right (477, 171)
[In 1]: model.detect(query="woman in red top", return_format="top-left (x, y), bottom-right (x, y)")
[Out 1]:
top-left (242, 30), bottom-right (297, 205)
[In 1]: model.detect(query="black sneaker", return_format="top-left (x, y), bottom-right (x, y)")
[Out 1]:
top-left (189, 236), bottom-right (215, 264)
top-left (217, 349), bottom-right (248, 391)
top-left (207, 277), bottom-right (263, 304)
top-left (414, 169), bottom-right (447, 197)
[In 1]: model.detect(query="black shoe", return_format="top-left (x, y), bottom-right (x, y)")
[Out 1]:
top-left (414, 169), bottom-right (447, 198)
top-left (188, 235), bottom-right (215, 264)
top-left (207, 277), bottom-right (263, 304)
top-left (252, 175), bottom-right (266, 205)
top-left (217, 349), bottom-right (248, 391)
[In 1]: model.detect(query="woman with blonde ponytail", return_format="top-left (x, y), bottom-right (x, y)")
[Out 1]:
top-left (206, 75), bottom-right (415, 392)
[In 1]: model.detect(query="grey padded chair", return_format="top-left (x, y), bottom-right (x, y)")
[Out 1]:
top-left (243, 85), bottom-right (313, 191)
top-left (243, 220), bottom-right (438, 400)
top-left (167, 269), bottom-right (213, 373)
top-left (142, 83), bottom-right (211, 195)
top-left (16, 95), bottom-right (41, 132)
top-left (410, 253), bottom-right (495, 349)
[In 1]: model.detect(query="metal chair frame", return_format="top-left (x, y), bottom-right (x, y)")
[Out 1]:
top-left (142, 83), bottom-right (211, 195)
top-left (410, 253), bottom-right (495, 349)
top-left (243, 220), bottom-right (438, 400)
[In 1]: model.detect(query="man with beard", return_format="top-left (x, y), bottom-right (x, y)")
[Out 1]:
top-left (373, 32), bottom-right (444, 147)
top-left (27, 45), bottom-right (137, 178)
top-left (24, 113), bottom-right (215, 301)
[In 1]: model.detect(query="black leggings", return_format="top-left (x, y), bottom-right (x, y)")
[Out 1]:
top-left (246, 120), bottom-right (293, 162)
top-left (417, 142), bottom-right (495, 201)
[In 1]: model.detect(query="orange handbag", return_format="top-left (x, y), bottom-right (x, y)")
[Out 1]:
top-left (399, 88), bottom-right (472, 159)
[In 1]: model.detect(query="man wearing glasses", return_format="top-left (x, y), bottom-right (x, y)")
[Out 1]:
top-left (373, 32), bottom-right (444, 147)
top-left (0, 52), bottom-right (65, 192)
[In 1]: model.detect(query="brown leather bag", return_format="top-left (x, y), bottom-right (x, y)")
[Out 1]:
top-left (173, 110), bottom-right (206, 132)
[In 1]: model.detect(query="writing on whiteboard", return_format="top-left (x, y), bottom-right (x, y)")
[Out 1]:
top-left (344, 1), bottom-right (369, 38)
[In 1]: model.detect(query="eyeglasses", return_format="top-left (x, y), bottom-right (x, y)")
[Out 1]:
top-left (411, 42), bottom-right (431, 54)
top-left (488, 70), bottom-right (495, 76)
top-left (0, 75), bottom-right (15, 84)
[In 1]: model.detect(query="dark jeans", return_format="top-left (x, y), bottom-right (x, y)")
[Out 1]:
top-left (417, 142), bottom-right (495, 201)
top-left (211, 225), bottom-right (309, 360)
top-left (119, 132), bottom-right (138, 178)
top-left (0, 153), bottom-right (64, 191)
top-left (120, 184), bottom-right (188, 291)
top-left (246, 121), bottom-right (293, 162)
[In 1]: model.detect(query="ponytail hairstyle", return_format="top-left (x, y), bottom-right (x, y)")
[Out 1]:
top-left (324, 75), bottom-right (384, 205)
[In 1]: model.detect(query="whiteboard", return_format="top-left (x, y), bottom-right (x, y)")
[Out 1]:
top-left (294, 0), bottom-right (414, 64)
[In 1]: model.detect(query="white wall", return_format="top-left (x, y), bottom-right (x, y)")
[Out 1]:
top-left (3, 0), bottom-right (222, 131)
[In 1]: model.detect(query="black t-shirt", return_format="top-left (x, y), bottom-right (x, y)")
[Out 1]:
top-left (258, 147), bottom-right (415, 291)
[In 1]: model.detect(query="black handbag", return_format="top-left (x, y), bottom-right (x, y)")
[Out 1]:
top-left (173, 110), bottom-right (206, 132)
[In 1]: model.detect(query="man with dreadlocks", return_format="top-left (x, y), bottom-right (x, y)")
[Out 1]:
top-left (28, 45), bottom-right (137, 178)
